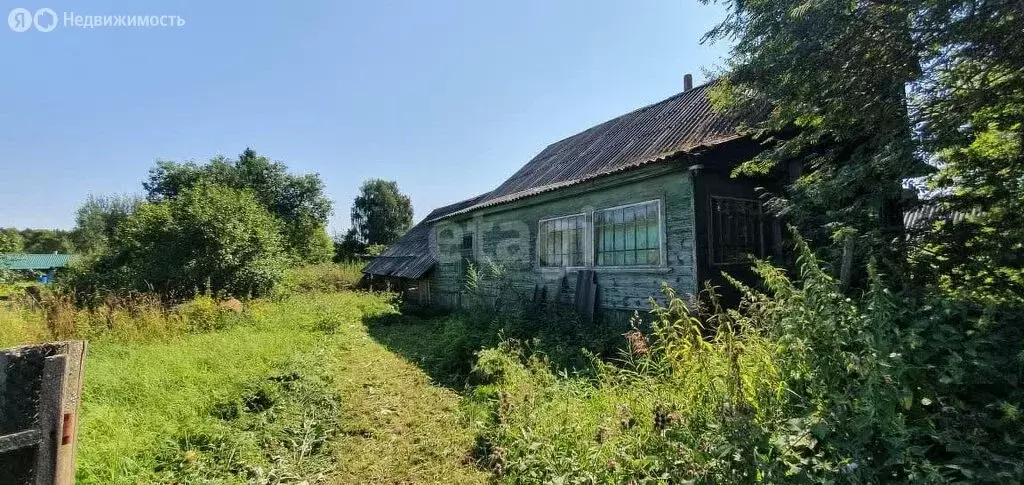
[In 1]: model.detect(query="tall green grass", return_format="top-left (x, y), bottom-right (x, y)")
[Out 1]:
top-left (464, 237), bottom-right (1024, 483)
top-left (275, 262), bottom-right (364, 297)
top-left (76, 292), bottom-right (398, 483)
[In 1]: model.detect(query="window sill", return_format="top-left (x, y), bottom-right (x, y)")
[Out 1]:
top-left (534, 266), bottom-right (672, 275)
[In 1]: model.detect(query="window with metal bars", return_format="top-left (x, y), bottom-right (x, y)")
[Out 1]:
top-left (594, 200), bottom-right (661, 267)
top-left (710, 196), bottom-right (764, 265)
top-left (460, 233), bottom-right (474, 264)
top-left (538, 214), bottom-right (587, 267)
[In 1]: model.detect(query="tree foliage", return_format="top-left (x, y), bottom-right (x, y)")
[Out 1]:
top-left (71, 194), bottom-right (141, 254)
top-left (143, 148), bottom-right (333, 263)
top-left (907, 0), bottom-right (1024, 303)
top-left (76, 184), bottom-right (286, 298)
top-left (0, 229), bottom-right (24, 253)
top-left (702, 0), bottom-right (1022, 285)
top-left (0, 228), bottom-right (75, 254)
top-left (349, 179), bottom-right (413, 247)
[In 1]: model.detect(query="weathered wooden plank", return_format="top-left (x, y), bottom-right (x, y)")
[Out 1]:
top-left (0, 429), bottom-right (42, 453)
top-left (0, 347), bottom-right (45, 484)
top-left (34, 354), bottom-right (67, 485)
top-left (55, 341), bottom-right (87, 485)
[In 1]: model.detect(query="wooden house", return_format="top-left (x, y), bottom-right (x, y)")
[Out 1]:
top-left (364, 80), bottom-right (790, 313)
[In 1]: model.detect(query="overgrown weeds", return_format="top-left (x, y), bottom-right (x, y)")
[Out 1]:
top-left (0, 288), bottom-right (258, 346)
top-left (274, 262), bottom-right (364, 298)
top-left (463, 236), bottom-right (1024, 483)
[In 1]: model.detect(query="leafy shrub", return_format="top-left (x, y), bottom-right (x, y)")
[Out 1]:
top-left (173, 295), bottom-right (223, 332)
top-left (70, 183), bottom-right (287, 299)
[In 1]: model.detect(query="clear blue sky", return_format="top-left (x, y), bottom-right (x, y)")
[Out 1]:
top-left (0, 0), bottom-right (729, 234)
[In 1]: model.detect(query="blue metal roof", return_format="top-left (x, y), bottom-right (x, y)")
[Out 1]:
top-left (0, 253), bottom-right (72, 270)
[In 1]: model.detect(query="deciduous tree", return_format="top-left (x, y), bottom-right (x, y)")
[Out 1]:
top-left (349, 179), bottom-right (413, 247)
top-left (71, 194), bottom-right (141, 254)
top-left (143, 148), bottom-right (333, 263)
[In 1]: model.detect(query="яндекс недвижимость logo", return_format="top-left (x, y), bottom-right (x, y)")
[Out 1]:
top-left (8, 8), bottom-right (184, 32)
top-left (8, 7), bottom-right (57, 32)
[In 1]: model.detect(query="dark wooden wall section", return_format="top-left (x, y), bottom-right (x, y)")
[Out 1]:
top-left (692, 140), bottom-right (790, 306)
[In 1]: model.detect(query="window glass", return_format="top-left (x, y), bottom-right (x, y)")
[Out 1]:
top-left (595, 200), bottom-right (661, 266)
top-left (538, 214), bottom-right (586, 267)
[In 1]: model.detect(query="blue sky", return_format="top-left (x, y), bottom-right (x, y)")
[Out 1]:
top-left (0, 0), bottom-right (729, 233)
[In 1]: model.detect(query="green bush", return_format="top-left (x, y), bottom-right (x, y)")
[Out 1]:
top-left (72, 184), bottom-right (287, 299)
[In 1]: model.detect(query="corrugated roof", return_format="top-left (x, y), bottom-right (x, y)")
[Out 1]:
top-left (904, 203), bottom-right (980, 230)
top-left (432, 82), bottom-right (739, 220)
top-left (362, 194), bottom-right (487, 279)
top-left (1, 253), bottom-right (72, 270)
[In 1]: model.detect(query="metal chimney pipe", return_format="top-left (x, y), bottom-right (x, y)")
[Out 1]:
top-left (683, 74), bottom-right (693, 91)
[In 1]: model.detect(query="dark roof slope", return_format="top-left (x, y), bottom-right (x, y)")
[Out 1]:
top-left (362, 194), bottom-right (487, 279)
top-left (433, 83), bottom-right (739, 220)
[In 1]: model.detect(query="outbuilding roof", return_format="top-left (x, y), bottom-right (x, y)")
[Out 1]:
top-left (1, 253), bottom-right (72, 270)
top-left (432, 82), bottom-right (739, 220)
top-left (361, 194), bottom-right (487, 279)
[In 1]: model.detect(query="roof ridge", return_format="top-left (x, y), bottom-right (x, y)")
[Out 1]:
top-left (538, 82), bottom-right (714, 150)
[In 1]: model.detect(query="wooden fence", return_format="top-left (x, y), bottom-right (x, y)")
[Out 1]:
top-left (0, 341), bottom-right (86, 485)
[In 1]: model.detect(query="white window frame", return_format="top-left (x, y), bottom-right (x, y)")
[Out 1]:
top-left (592, 199), bottom-right (666, 269)
top-left (536, 212), bottom-right (590, 268)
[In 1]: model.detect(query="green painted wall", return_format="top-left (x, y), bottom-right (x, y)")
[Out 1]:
top-left (430, 164), bottom-right (698, 311)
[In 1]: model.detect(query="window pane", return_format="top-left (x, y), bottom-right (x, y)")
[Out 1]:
top-left (647, 249), bottom-right (660, 265)
top-left (624, 217), bottom-right (635, 250)
top-left (539, 214), bottom-right (588, 267)
top-left (595, 201), bottom-right (660, 266)
top-left (648, 219), bottom-right (658, 249)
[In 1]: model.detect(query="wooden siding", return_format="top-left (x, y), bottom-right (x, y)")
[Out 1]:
top-left (431, 164), bottom-right (698, 311)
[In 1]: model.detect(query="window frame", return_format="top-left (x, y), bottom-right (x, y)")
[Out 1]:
top-left (708, 195), bottom-right (765, 266)
top-left (592, 199), bottom-right (666, 269)
top-left (536, 212), bottom-right (590, 269)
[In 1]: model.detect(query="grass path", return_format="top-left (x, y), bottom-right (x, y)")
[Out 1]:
top-left (328, 318), bottom-right (487, 484)
top-left (61, 291), bottom-right (486, 484)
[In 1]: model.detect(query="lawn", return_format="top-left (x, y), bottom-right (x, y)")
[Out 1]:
top-left (9, 291), bottom-right (489, 484)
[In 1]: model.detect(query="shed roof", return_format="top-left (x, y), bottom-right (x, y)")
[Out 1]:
top-left (361, 194), bottom-right (487, 279)
top-left (1, 253), bottom-right (72, 270)
top-left (432, 82), bottom-right (739, 220)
